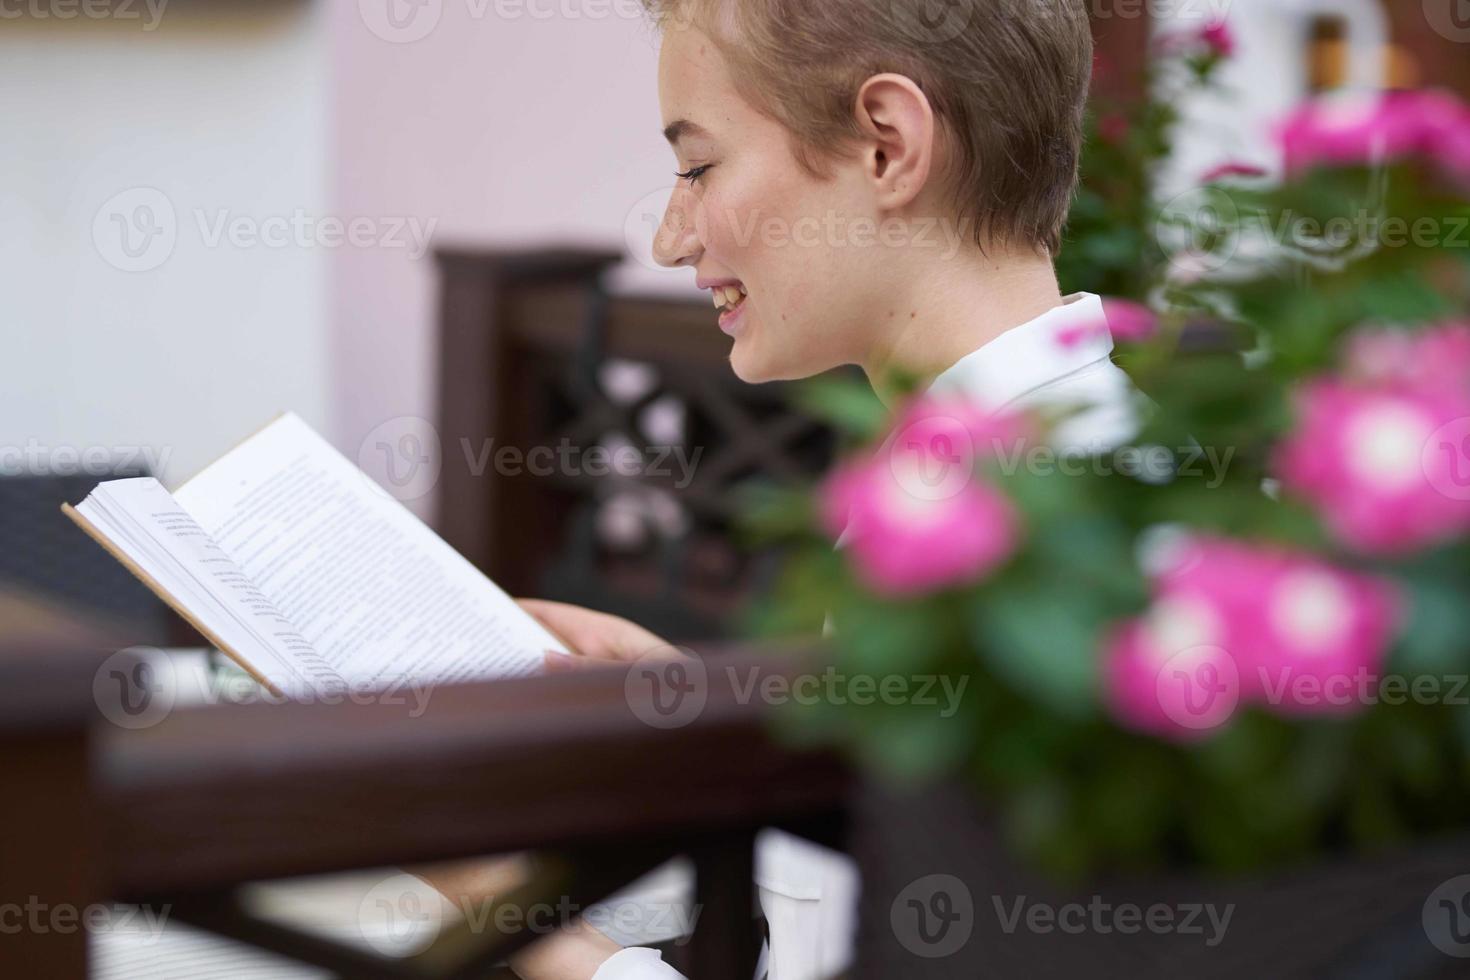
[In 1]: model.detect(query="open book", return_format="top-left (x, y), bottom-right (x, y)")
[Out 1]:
top-left (65, 413), bottom-right (566, 697)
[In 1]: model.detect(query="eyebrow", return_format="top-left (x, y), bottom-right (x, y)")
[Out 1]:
top-left (662, 119), bottom-right (711, 146)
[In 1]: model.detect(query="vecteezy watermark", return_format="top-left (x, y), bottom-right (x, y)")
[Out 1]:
top-left (0, 0), bottom-right (167, 29)
top-left (623, 188), bottom-right (989, 272)
top-left (355, 0), bottom-right (674, 43)
top-left (624, 647), bottom-right (709, 729)
top-left (1425, 417), bottom-right (1470, 501)
top-left (357, 873), bottom-right (701, 957)
top-left (1423, 0), bottom-right (1470, 43)
top-left (888, 0), bottom-right (976, 44)
top-left (92, 648), bottom-right (436, 730)
top-left (1424, 875), bottom-right (1470, 957)
top-left (92, 188), bottom-right (438, 272)
top-left (1157, 184), bottom-right (1470, 277)
top-left (988, 440), bottom-right (1233, 488)
top-left (993, 895), bottom-right (1234, 947)
top-left (883, 413), bottom-right (1235, 505)
top-left (356, 415), bottom-right (704, 503)
top-left (1152, 644), bottom-right (1470, 733)
top-left (0, 900), bottom-right (171, 941)
top-left (0, 439), bottom-right (172, 478)
top-left (623, 653), bottom-right (970, 729)
top-left (891, 875), bottom-right (975, 958)
top-left (1155, 644), bottom-right (1241, 731)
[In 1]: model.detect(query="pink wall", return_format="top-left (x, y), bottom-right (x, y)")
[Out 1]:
top-left (329, 0), bottom-right (685, 516)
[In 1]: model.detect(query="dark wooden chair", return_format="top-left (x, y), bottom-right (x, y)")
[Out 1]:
top-left (0, 615), bottom-right (849, 979)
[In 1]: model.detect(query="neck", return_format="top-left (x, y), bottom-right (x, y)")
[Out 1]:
top-left (860, 244), bottom-right (1063, 406)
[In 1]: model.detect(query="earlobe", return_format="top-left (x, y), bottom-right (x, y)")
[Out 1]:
top-left (854, 73), bottom-right (935, 210)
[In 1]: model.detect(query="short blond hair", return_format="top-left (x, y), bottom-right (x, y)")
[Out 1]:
top-left (644, 0), bottom-right (1093, 255)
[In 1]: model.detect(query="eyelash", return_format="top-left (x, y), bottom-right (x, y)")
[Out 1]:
top-left (674, 164), bottom-right (712, 186)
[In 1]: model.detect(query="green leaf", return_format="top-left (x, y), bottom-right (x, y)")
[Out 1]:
top-left (794, 376), bottom-right (888, 439)
top-left (970, 581), bottom-right (1105, 717)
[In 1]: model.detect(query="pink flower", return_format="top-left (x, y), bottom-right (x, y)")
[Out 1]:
top-left (820, 399), bottom-right (1024, 597)
top-left (1104, 618), bottom-right (1240, 739)
top-left (1103, 537), bottom-right (1400, 735)
top-left (1343, 323), bottom-right (1470, 395)
top-left (1200, 20), bottom-right (1235, 59)
top-left (1103, 298), bottom-right (1159, 343)
top-left (1155, 18), bottom-right (1235, 60)
top-left (1058, 298), bottom-right (1158, 350)
top-left (1200, 161), bottom-right (1267, 183)
top-left (1276, 379), bottom-right (1470, 554)
top-left (1280, 89), bottom-right (1470, 187)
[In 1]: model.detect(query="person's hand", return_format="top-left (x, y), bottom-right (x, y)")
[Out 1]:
top-left (508, 920), bottom-right (624, 980)
top-left (517, 599), bottom-right (683, 673)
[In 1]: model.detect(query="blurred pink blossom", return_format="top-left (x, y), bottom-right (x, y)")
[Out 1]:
top-left (1343, 323), bottom-right (1470, 395)
top-left (1200, 161), bottom-right (1267, 183)
top-left (820, 398), bottom-right (1024, 596)
top-left (1200, 20), bottom-right (1235, 58)
top-left (1058, 298), bottom-right (1158, 349)
top-left (1104, 537), bottom-right (1400, 736)
top-left (1156, 18), bottom-right (1236, 59)
top-left (1276, 378), bottom-right (1470, 554)
top-left (1280, 89), bottom-right (1470, 187)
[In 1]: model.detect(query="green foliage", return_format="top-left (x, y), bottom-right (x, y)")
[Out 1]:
top-left (743, 43), bottom-right (1470, 877)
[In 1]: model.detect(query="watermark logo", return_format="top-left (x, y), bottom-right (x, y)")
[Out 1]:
top-left (1424, 416), bottom-right (1470, 501)
top-left (93, 188), bottom-right (438, 271)
top-left (1424, 875), bottom-right (1470, 957)
top-left (358, 873), bottom-right (445, 956)
top-left (93, 648), bottom-right (177, 730)
top-left (891, 874), bottom-right (974, 958)
top-left (624, 647), bottom-right (707, 729)
top-left (358, 416), bottom-right (444, 503)
top-left (0, 440), bottom-right (172, 478)
top-left (358, 0), bottom-right (443, 42)
top-left (993, 894), bottom-right (1233, 946)
top-left (888, 413), bottom-right (976, 504)
top-left (890, 0), bottom-right (975, 44)
top-left (1157, 185), bottom-right (1241, 276)
top-left (0, 900), bottom-right (170, 941)
top-left (0, 0), bottom-right (168, 30)
top-left (1155, 644), bottom-right (1239, 731)
top-left (1425, 0), bottom-right (1470, 43)
top-left (624, 186), bottom-right (708, 274)
top-left (93, 187), bottom-right (177, 273)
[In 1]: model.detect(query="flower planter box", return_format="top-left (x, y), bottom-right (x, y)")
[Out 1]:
top-left (851, 780), bottom-right (1470, 979)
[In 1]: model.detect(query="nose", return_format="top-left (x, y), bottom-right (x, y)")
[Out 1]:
top-left (651, 184), bottom-right (703, 269)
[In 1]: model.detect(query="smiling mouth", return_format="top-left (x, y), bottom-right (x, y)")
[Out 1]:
top-left (711, 283), bottom-right (747, 315)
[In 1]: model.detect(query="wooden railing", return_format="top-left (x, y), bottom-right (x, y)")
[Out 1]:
top-left (0, 625), bottom-right (850, 978)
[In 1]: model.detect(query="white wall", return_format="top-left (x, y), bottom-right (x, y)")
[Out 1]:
top-left (0, 3), bottom-right (329, 486)
top-left (1154, 0), bottom-right (1389, 196)
top-left (329, 0), bottom-right (693, 518)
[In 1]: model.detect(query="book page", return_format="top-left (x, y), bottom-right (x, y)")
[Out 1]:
top-left (75, 479), bottom-right (342, 696)
top-left (174, 414), bottom-right (561, 689)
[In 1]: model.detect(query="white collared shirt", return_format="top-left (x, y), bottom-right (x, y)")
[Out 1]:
top-left (591, 292), bottom-right (1139, 980)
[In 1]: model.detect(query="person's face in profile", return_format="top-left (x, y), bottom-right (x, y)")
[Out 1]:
top-left (653, 25), bottom-right (895, 384)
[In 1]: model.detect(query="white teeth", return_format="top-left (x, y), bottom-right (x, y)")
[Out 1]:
top-left (713, 290), bottom-right (723, 309)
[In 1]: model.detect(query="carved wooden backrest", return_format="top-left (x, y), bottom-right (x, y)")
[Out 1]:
top-left (436, 248), bottom-right (838, 641)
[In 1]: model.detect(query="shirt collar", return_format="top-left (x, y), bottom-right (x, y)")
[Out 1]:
top-left (927, 292), bottom-right (1114, 410)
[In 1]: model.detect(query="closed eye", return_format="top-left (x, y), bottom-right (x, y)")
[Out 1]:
top-left (674, 164), bottom-right (712, 186)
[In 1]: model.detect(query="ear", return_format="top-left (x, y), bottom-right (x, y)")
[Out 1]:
top-left (852, 73), bottom-right (936, 211)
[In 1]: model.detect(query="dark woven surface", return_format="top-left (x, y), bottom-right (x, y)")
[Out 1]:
top-left (0, 474), bottom-right (168, 638)
top-left (852, 780), bottom-right (1470, 979)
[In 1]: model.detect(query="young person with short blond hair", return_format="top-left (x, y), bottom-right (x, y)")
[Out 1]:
top-left (507, 2), bottom-right (1134, 976)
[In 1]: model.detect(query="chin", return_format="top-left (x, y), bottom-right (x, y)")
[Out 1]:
top-left (730, 337), bottom-right (795, 384)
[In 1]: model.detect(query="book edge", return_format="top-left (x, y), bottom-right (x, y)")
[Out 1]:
top-left (60, 502), bottom-right (286, 698)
